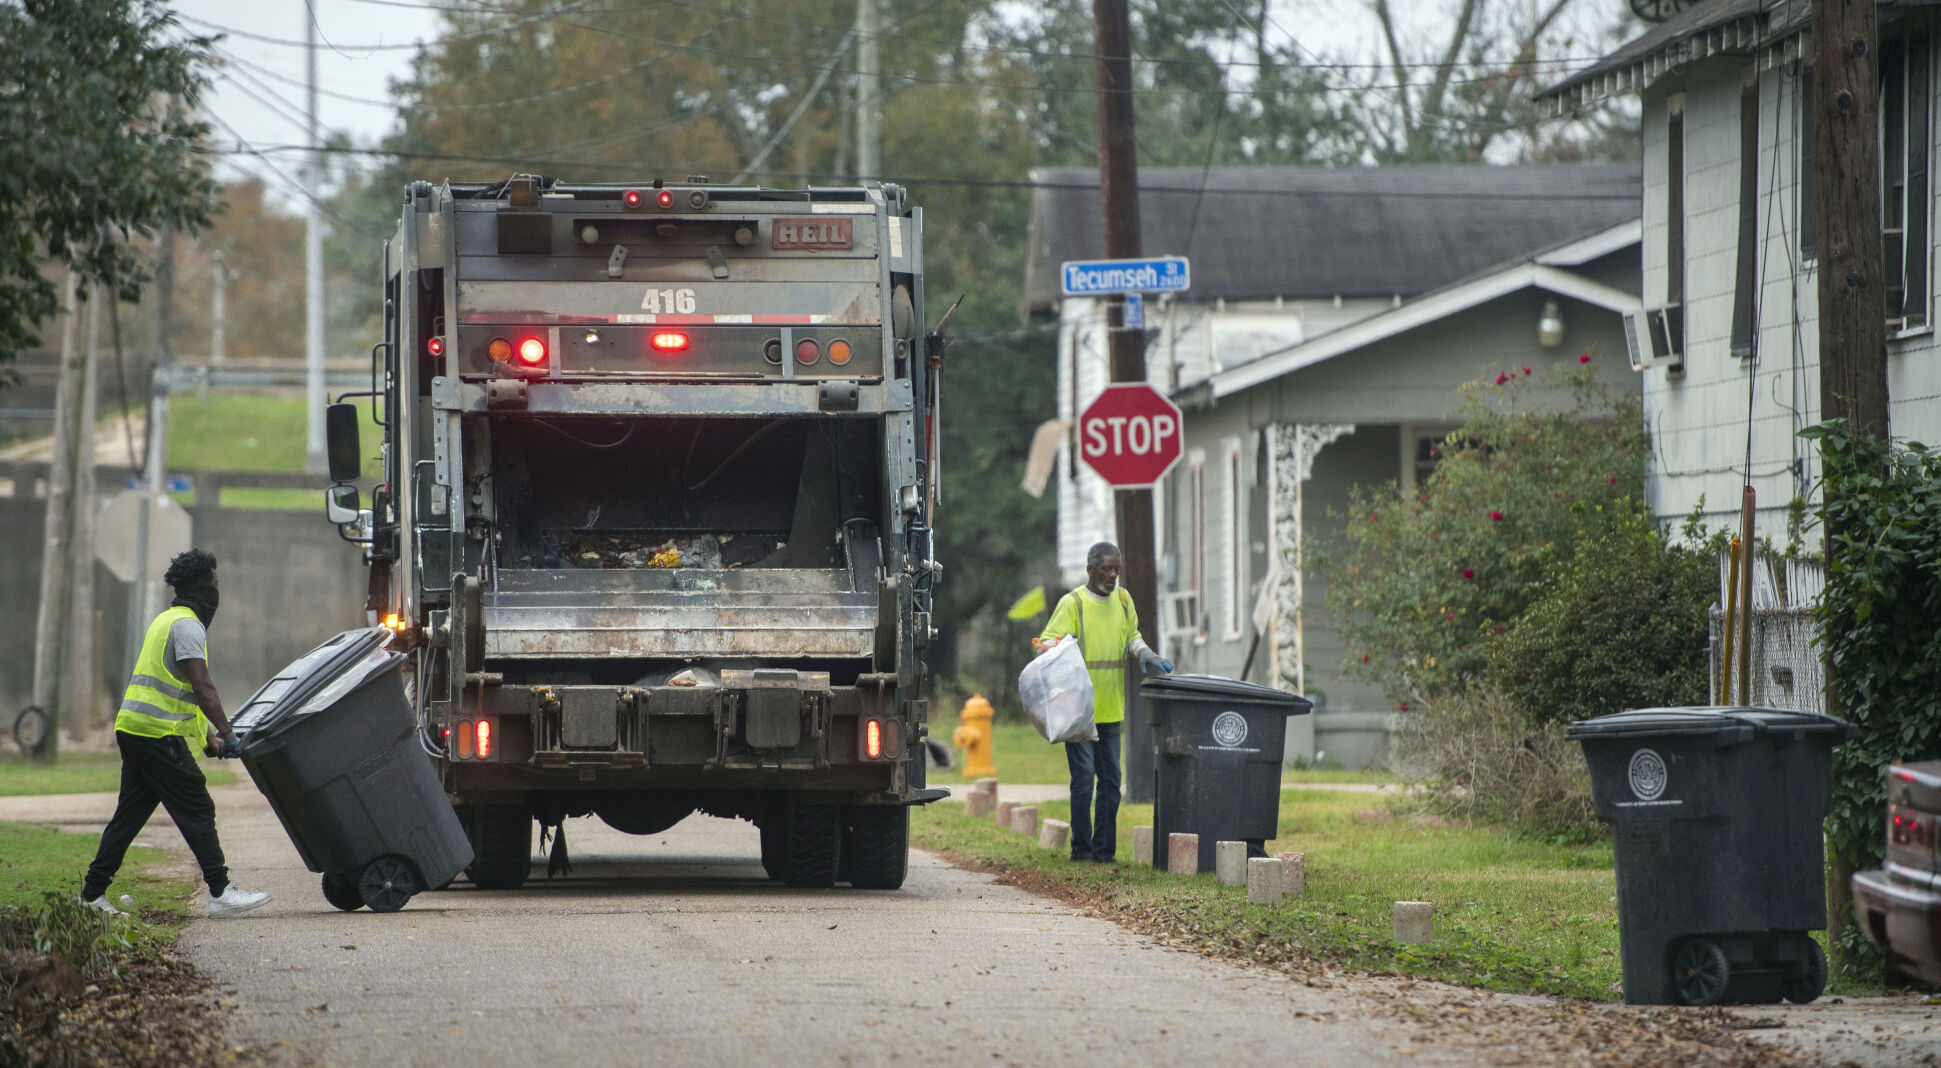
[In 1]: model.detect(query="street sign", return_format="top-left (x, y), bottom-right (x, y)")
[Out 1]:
top-left (1077, 384), bottom-right (1184, 487)
top-left (1059, 256), bottom-right (1190, 297)
top-left (96, 490), bottom-right (193, 583)
top-left (1124, 293), bottom-right (1144, 328)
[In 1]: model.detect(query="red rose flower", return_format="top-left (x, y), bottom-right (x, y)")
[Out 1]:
top-left (1489, 510), bottom-right (1504, 521)
top-left (1522, 365), bottom-right (1532, 375)
top-left (1361, 653), bottom-right (1370, 663)
top-left (1494, 372), bottom-right (1509, 386)
top-left (1579, 353), bottom-right (1591, 364)
top-left (1462, 567), bottom-right (1475, 579)
top-left (1608, 474), bottom-right (1617, 485)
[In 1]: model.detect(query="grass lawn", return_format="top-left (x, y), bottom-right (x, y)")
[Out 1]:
top-left (931, 722), bottom-right (1399, 787)
top-left (913, 788), bottom-right (1622, 1000)
top-left (0, 821), bottom-right (195, 919)
top-left (0, 752), bottom-right (238, 797)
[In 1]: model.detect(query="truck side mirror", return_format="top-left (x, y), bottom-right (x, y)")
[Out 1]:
top-left (325, 484), bottom-right (361, 525)
top-left (325, 403), bottom-right (361, 483)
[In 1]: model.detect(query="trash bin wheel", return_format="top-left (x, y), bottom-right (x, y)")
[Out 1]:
top-left (1781, 937), bottom-right (1827, 1004)
top-left (1672, 937), bottom-right (1731, 1006)
top-left (321, 872), bottom-right (365, 912)
top-left (841, 805), bottom-right (909, 890)
top-left (780, 800), bottom-right (841, 888)
top-left (359, 856), bottom-right (419, 913)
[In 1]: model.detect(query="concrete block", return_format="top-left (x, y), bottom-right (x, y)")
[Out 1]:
top-left (1246, 858), bottom-right (1284, 904)
top-left (975, 778), bottom-right (998, 801)
top-left (1012, 806), bottom-right (1038, 836)
top-left (1274, 851), bottom-right (1306, 896)
top-left (965, 790), bottom-right (993, 818)
top-left (995, 800), bottom-right (1018, 828)
top-left (1167, 832), bottom-right (1200, 875)
top-left (1215, 841), bottom-right (1249, 886)
top-left (1132, 826), bottom-right (1154, 865)
top-left (1394, 901), bottom-right (1433, 944)
top-left (1039, 818), bottom-right (1071, 850)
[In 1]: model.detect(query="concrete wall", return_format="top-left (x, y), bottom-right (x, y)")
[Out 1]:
top-left (1, 470), bottom-right (368, 739)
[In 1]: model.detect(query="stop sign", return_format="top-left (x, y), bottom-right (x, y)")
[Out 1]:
top-left (1077, 384), bottom-right (1184, 487)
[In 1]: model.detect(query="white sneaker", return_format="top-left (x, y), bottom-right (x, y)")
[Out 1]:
top-left (208, 883), bottom-right (271, 917)
top-left (79, 895), bottom-right (122, 916)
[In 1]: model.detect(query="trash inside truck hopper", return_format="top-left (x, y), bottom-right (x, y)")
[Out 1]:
top-left (321, 176), bottom-right (945, 890)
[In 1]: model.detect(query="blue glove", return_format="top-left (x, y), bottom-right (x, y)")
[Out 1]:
top-left (217, 735), bottom-right (241, 759)
top-left (1137, 648), bottom-right (1173, 675)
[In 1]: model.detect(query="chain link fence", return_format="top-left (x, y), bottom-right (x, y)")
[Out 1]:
top-left (1708, 555), bottom-right (1825, 713)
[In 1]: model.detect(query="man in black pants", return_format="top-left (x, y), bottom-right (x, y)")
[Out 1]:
top-left (80, 549), bottom-right (270, 917)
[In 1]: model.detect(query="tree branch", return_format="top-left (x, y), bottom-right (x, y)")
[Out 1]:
top-left (1371, 0), bottom-right (1416, 141)
top-left (1420, 0), bottom-right (1484, 128)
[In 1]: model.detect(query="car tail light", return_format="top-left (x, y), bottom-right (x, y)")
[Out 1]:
top-left (795, 339), bottom-right (819, 364)
top-left (650, 331), bottom-right (689, 353)
top-left (827, 339), bottom-right (852, 365)
top-left (623, 189), bottom-right (643, 209)
top-left (516, 337), bottom-right (547, 367)
top-left (475, 719), bottom-right (493, 760)
top-left (426, 336), bottom-right (445, 357)
top-left (458, 720), bottom-right (475, 758)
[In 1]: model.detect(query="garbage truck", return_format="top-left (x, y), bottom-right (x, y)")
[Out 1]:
top-left (320, 175), bottom-right (945, 891)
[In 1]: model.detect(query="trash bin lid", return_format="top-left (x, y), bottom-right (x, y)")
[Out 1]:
top-left (1138, 673), bottom-right (1314, 714)
top-left (1565, 706), bottom-right (1853, 742)
top-left (231, 627), bottom-right (395, 737)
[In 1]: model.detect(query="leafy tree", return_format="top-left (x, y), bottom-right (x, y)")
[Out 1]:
top-left (1325, 360), bottom-right (1649, 704)
top-left (0, 0), bottom-right (218, 378)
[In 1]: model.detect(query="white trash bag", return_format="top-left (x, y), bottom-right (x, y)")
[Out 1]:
top-left (1018, 635), bottom-right (1097, 744)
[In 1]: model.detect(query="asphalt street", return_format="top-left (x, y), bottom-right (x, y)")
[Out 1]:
top-left (160, 784), bottom-right (1454, 1067)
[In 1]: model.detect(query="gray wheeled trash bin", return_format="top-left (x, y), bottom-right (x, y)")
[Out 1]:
top-left (1139, 674), bottom-right (1312, 873)
top-left (232, 627), bottom-right (473, 913)
top-left (1566, 706), bottom-right (1852, 1005)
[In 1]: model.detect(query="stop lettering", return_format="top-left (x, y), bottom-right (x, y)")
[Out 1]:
top-left (1078, 384), bottom-right (1184, 487)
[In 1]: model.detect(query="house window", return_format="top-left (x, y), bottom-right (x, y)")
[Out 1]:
top-left (1665, 99), bottom-right (1687, 351)
top-left (1731, 80), bottom-right (1760, 358)
top-left (1187, 451), bottom-right (1207, 641)
top-left (1224, 438), bottom-right (1244, 641)
top-left (1801, 68), bottom-right (1817, 261)
top-left (1882, 35), bottom-right (1931, 332)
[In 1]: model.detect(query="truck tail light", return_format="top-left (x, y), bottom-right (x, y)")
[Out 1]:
top-left (426, 336), bottom-right (445, 357)
top-left (475, 719), bottom-right (493, 760)
top-left (655, 189), bottom-right (675, 209)
top-left (795, 339), bottom-right (819, 364)
top-left (858, 718), bottom-right (901, 760)
top-left (650, 331), bottom-right (689, 352)
top-left (516, 337), bottom-right (547, 366)
top-left (458, 719), bottom-right (475, 758)
top-left (623, 189), bottom-right (643, 209)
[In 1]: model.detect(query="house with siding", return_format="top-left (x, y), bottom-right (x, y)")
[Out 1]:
top-left (1538, 0), bottom-right (1941, 543)
top-left (1023, 165), bottom-right (1642, 766)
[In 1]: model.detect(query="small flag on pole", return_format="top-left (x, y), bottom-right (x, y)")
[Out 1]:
top-left (1006, 585), bottom-right (1047, 620)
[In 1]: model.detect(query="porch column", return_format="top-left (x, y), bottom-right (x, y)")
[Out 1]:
top-left (1270, 423), bottom-right (1355, 695)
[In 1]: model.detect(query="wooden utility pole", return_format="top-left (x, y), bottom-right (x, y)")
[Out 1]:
top-left (1811, 0), bottom-right (1888, 947)
top-left (856, 0), bottom-right (881, 178)
top-left (1091, 0), bottom-right (1159, 804)
top-left (1813, 0), bottom-right (1890, 436)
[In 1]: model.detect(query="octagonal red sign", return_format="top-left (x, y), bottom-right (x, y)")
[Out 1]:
top-left (1078, 384), bottom-right (1184, 487)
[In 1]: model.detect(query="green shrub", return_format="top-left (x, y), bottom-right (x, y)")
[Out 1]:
top-left (0, 891), bottom-right (151, 983)
top-left (1393, 686), bottom-right (1600, 840)
top-left (1806, 421), bottom-right (1941, 984)
top-left (1487, 504), bottom-right (1716, 726)
top-left (1327, 359), bottom-right (1648, 704)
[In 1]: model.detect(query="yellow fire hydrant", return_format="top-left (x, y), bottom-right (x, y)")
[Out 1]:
top-left (952, 694), bottom-right (997, 778)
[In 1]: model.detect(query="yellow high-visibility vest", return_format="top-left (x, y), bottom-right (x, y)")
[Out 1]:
top-left (116, 606), bottom-right (208, 740)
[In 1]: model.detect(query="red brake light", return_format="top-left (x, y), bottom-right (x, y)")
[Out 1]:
top-left (623, 189), bottom-right (643, 209)
top-left (650, 331), bottom-right (689, 352)
top-left (475, 719), bottom-right (493, 760)
top-left (426, 336), bottom-right (445, 358)
top-left (795, 339), bottom-right (820, 364)
top-left (656, 189), bottom-right (675, 209)
top-left (865, 719), bottom-right (882, 759)
top-left (516, 337), bottom-right (547, 366)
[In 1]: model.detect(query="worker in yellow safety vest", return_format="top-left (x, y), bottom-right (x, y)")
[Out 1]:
top-left (1036, 541), bottom-right (1171, 863)
top-left (80, 549), bottom-right (271, 918)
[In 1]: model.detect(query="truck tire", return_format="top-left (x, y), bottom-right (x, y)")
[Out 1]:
top-left (758, 816), bottom-right (785, 881)
top-left (781, 801), bottom-right (841, 888)
top-left (468, 803), bottom-right (533, 890)
top-left (841, 805), bottom-right (909, 890)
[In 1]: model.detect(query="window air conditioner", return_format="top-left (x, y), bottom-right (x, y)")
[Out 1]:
top-left (1622, 304), bottom-right (1685, 373)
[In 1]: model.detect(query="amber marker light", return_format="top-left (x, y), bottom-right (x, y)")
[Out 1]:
top-left (827, 339), bottom-right (852, 365)
top-left (488, 337), bottom-right (513, 363)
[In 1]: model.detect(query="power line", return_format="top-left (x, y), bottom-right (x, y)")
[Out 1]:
top-left (196, 141), bottom-right (1641, 201)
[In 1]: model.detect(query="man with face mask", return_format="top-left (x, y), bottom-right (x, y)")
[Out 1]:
top-left (1035, 542), bottom-right (1171, 863)
top-left (80, 549), bottom-right (271, 917)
